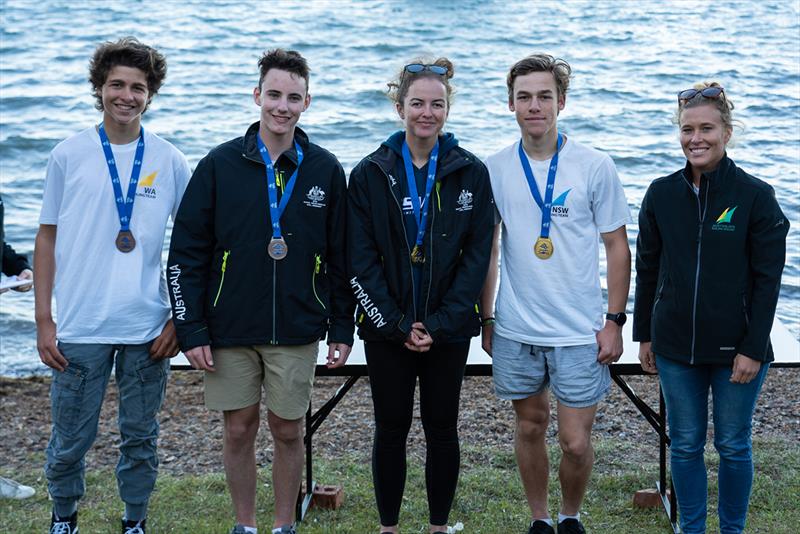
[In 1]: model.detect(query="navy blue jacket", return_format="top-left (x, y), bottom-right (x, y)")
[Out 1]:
top-left (348, 131), bottom-right (494, 344)
top-left (168, 123), bottom-right (354, 351)
top-left (633, 155), bottom-right (789, 364)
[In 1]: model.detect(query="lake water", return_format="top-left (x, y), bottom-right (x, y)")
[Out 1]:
top-left (1, 0), bottom-right (798, 376)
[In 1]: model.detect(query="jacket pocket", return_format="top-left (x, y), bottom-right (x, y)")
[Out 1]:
top-left (312, 253), bottom-right (327, 310)
top-left (212, 250), bottom-right (231, 308)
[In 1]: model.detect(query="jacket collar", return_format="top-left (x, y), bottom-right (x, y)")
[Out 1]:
top-left (242, 121), bottom-right (309, 166)
top-left (368, 131), bottom-right (469, 179)
top-left (682, 152), bottom-right (733, 192)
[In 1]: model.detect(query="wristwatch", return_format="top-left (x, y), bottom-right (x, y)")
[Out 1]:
top-left (605, 312), bottom-right (627, 326)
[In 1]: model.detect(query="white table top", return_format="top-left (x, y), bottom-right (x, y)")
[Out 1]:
top-left (172, 317), bottom-right (799, 369)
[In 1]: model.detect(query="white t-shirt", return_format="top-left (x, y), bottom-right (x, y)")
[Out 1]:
top-left (39, 126), bottom-right (190, 343)
top-left (485, 137), bottom-right (632, 346)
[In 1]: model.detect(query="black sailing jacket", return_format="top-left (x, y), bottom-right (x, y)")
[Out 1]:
top-left (633, 155), bottom-right (789, 364)
top-left (168, 123), bottom-right (354, 351)
top-left (348, 131), bottom-right (494, 344)
top-left (1, 194), bottom-right (32, 276)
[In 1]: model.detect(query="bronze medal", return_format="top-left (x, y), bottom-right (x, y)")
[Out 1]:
top-left (534, 237), bottom-right (553, 260)
top-left (268, 237), bottom-right (288, 260)
top-left (115, 230), bottom-right (136, 253)
top-left (410, 244), bottom-right (425, 264)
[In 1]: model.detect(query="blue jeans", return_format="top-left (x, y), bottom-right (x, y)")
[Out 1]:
top-left (45, 342), bottom-right (169, 521)
top-left (656, 355), bottom-right (769, 534)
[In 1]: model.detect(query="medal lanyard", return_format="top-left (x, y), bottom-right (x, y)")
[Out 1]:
top-left (517, 133), bottom-right (562, 239)
top-left (401, 139), bottom-right (439, 248)
top-left (99, 124), bottom-right (145, 232)
top-left (257, 135), bottom-right (304, 239)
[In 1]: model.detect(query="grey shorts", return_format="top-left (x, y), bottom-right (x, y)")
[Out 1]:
top-left (492, 333), bottom-right (610, 408)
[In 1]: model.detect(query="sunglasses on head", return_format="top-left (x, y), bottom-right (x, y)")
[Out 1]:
top-left (677, 86), bottom-right (725, 104)
top-left (404, 63), bottom-right (448, 76)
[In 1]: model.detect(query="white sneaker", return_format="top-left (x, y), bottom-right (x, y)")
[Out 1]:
top-left (0, 476), bottom-right (36, 499)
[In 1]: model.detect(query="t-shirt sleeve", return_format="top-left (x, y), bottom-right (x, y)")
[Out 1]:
top-left (483, 156), bottom-right (503, 224)
top-left (590, 154), bottom-right (632, 233)
top-left (171, 149), bottom-right (192, 220)
top-left (39, 151), bottom-right (66, 225)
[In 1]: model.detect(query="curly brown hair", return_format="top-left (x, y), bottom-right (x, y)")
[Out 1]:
top-left (88, 37), bottom-right (167, 113)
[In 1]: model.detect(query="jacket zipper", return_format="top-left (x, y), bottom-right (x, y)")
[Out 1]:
top-left (312, 253), bottom-right (326, 310)
top-left (424, 189), bottom-right (436, 318)
top-left (652, 280), bottom-right (665, 317)
top-left (271, 259), bottom-right (277, 344)
top-left (743, 294), bottom-right (750, 327)
top-left (686, 176), bottom-right (709, 364)
top-left (212, 250), bottom-right (231, 307)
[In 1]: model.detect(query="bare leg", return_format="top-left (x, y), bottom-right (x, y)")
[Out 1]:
top-left (223, 404), bottom-right (261, 527)
top-left (556, 402), bottom-right (597, 515)
top-left (267, 409), bottom-right (305, 528)
top-left (512, 392), bottom-right (552, 519)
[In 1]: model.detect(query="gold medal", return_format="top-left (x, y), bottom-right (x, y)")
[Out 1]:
top-left (268, 237), bottom-right (288, 260)
top-left (534, 237), bottom-right (553, 260)
top-left (115, 230), bottom-right (136, 253)
top-left (410, 244), bottom-right (425, 264)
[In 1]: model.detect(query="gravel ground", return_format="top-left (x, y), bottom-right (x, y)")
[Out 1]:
top-left (1, 368), bottom-right (798, 476)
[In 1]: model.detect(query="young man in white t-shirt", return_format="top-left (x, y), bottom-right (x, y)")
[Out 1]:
top-left (34, 37), bottom-right (190, 534)
top-left (481, 54), bottom-right (632, 534)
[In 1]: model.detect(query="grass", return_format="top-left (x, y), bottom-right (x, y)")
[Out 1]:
top-left (1, 438), bottom-right (797, 533)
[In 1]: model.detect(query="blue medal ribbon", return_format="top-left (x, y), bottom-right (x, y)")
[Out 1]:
top-left (401, 139), bottom-right (439, 250)
top-left (98, 124), bottom-right (145, 233)
top-left (517, 133), bottom-right (563, 239)
top-left (256, 135), bottom-right (304, 240)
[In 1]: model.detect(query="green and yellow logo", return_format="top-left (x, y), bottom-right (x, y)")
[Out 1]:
top-left (713, 206), bottom-right (737, 231)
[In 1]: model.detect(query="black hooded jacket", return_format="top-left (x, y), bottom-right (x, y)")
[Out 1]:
top-left (633, 155), bottom-right (789, 364)
top-left (168, 123), bottom-right (354, 351)
top-left (347, 131), bottom-right (494, 344)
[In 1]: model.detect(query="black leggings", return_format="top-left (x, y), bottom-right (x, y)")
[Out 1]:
top-left (365, 340), bottom-right (469, 526)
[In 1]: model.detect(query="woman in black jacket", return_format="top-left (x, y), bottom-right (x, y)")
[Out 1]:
top-left (633, 83), bottom-right (789, 534)
top-left (347, 58), bottom-right (493, 534)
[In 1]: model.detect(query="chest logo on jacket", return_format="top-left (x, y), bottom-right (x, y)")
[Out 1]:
top-left (712, 206), bottom-right (737, 232)
top-left (549, 188), bottom-right (571, 218)
top-left (136, 171), bottom-right (158, 199)
top-left (456, 189), bottom-right (473, 212)
top-left (304, 186), bottom-right (326, 208)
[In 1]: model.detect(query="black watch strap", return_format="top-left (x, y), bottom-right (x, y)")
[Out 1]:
top-left (605, 312), bottom-right (627, 326)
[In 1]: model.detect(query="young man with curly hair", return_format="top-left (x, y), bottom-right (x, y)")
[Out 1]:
top-left (35, 37), bottom-right (190, 534)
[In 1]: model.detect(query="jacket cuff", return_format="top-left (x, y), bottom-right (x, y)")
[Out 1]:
top-left (327, 323), bottom-right (354, 347)
top-left (422, 314), bottom-right (443, 343)
top-left (388, 315), bottom-right (412, 344)
top-left (737, 340), bottom-right (770, 362)
top-left (179, 326), bottom-right (211, 352)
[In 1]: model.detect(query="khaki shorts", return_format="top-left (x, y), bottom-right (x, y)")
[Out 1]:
top-left (204, 342), bottom-right (318, 420)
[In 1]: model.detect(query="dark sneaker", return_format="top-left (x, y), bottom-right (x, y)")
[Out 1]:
top-left (275, 526), bottom-right (296, 534)
top-left (528, 520), bottom-right (555, 534)
top-left (121, 518), bottom-right (146, 534)
top-left (229, 526), bottom-right (247, 534)
top-left (50, 511), bottom-right (78, 534)
top-left (557, 518), bottom-right (586, 534)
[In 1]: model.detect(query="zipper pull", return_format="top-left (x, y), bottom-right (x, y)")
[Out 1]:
top-left (221, 250), bottom-right (230, 272)
top-left (314, 254), bottom-right (322, 274)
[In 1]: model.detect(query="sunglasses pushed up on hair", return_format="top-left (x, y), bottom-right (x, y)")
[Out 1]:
top-left (677, 86), bottom-right (725, 104)
top-left (404, 63), bottom-right (448, 76)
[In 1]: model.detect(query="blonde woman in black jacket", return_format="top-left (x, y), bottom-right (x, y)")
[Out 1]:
top-left (347, 58), bottom-right (493, 534)
top-left (633, 82), bottom-right (789, 534)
